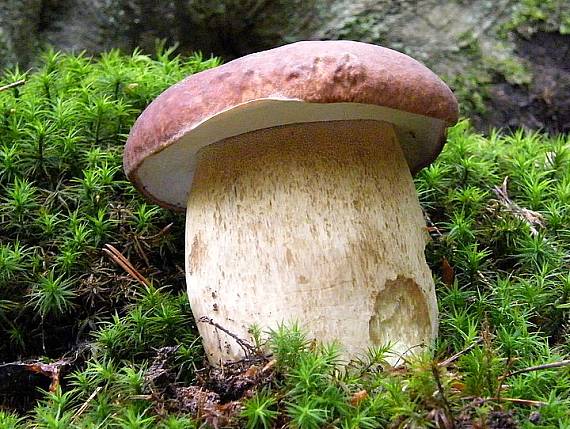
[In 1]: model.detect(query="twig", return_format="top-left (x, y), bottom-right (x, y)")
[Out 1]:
top-left (423, 211), bottom-right (443, 239)
top-left (493, 176), bottom-right (544, 236)
top-left (198, 316), bottom-right (256, 356)
top-left (485, 397), bottom-right (547, 407)
top-left (140, 222), bottom-right (173, 241)
top-left (462, 396), bottom-right (548, 407)
top-left (431, 362), bottom-right (455, 428)
top-left (506, 360), bottom-right (570, 378)
top-left (130, 394), bottom-right (152, 400)
top-left (73, 386), bottom-right (102, 420)
top-left (392, 343), bottom-right (427, 367)
top-left (262, 359), bottom-right (277, 373)
top-left (438, 338), bottom-right (483, 367)
top-left (0, 79), bottom-right (26, 92)
top-left (133, 237), bottom-right (151, 267)
top-left (103, 243), bottom-right (151, 286)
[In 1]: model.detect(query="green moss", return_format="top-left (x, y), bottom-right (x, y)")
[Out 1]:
top-left (483, 55), bottom-right (532, 86)
top-left (0, 45), bottom-right (220, 359)
top-left (335, 13), bottom-right (388, 42)
top-left (444, 70), bottom-right (491, 116)
top-left (445, 34), bottom-right (533, 119)
top-left (0, 48), bottom-right (569, 428)
top-left (504, 0), bottom-right (570, 36)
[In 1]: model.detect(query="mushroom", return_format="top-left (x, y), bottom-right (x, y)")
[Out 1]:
top-left (124, 40), bottom-right (458, 365)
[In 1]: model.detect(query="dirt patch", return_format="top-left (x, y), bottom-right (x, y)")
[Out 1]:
top-left (145, 346), bottom-right (276, 427)
top-left (456, 398), bottom-right (520, 429)
top-left (0, 362), bottom-right (52, 411)
top-left (473, 32), bottom-right (570, 134)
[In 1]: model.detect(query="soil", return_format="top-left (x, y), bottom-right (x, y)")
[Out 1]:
top-left (0, 363), bottom-right (52, 411)
top-left (472, 32), bottom-right (570, 135)
top-left (456, 399), bottom-right (520, 429)
top-left (147, 348), bottom-right (276, 428)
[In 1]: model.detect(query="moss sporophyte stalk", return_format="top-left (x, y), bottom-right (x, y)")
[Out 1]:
top-left (0, 44), bottom-right (569, 428)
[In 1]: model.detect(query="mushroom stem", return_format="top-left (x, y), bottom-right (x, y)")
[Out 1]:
top-left (185, 120), bottom-right (437, 365)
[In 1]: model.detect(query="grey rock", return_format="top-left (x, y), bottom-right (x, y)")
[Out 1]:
top-left (0, 0), bottom-right (568, 132)
top-left (0, 0), bottom-right (43, 68)
top-left (0, 0), bottom-right (514, 72)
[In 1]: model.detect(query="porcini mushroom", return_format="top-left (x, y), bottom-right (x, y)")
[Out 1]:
top-left (124, 40), bottom-right (458, 365)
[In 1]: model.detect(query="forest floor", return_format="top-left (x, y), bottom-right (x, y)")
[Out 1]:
top-left (0, 46), bottom-right (568, 428)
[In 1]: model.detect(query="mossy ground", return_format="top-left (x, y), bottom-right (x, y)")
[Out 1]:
top-left (0, 47), bottom-right (569, 428)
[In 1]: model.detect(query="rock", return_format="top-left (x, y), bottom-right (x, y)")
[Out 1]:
top-left (0, 0), bottom-right (568, 132)
top-left (0, 0), bottom-right (43, 68)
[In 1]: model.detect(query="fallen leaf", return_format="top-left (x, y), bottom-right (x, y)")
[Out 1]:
top-left (350, 389), bottom-right (368, 406)
top-left (441, 258), bottom-right (455, 286)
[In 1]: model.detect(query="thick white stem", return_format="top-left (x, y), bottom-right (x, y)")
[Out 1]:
top-left (185, 120), bottom-right (437, 365)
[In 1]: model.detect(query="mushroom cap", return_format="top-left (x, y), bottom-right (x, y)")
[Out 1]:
top-left (124, 40), bottom-right (459, 210)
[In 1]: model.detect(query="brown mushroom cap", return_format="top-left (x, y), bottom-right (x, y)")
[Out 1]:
top-left (124, 40), bottom-right (459, 210)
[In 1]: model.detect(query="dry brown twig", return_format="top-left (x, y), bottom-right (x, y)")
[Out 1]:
top-left (431, 362), bottom-right (455, 428)
top-left (133, 237), bottom-right (151, 267)
top-left (461, 396), bottom-right (548, 408)
top-left (506, 359), bottom-right (570, 378)
top-left (102, 243), bottom-right (151, 286)
top-left (483, 397), bottom-right (548, 407)
top-left (198, 316), bottom-right (257, 356)
top-left (140, 222), bottom-right (173, 242)
top-left (493, 176), bottom-right (545, 235)
top-left (494, 359), bottom-right (570, 403)
top-left (438, 338), bottom-right (484, 368)
top-left (424, 211), bottom-right (443, 239)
